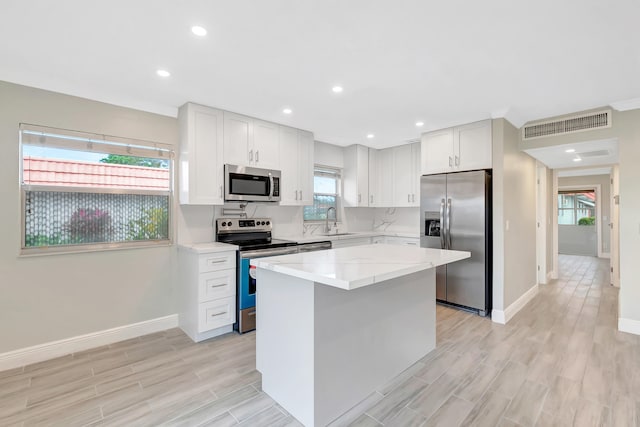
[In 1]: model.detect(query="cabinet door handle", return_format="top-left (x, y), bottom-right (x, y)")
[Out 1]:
top-left (299, 190), bottom-right (302, 200)
top-left (370, 195), bottom-right (373, 204)
top-left (207, 258), bottom-right (227, 265)
top-left (210, 283), bottom-right (227, 289)
top-left (249, 150), bottom-right (253, 162)
top-left (412, 194), bottom-right (415, 203)
top-left (455, 155), bottom-right (459, 166)
top-left (256, 150), bottom-right (259, 163)
top-left (408, 194), bottom-right (410, 202)
top-left (449, 156), bottom-right (453, 167)
top-left (219, 185), bottom-right (223, 198)
top-left (295, 190), bottom-right (298, 200)
top-left (358, 194), bottom-right (362, 203)
top-left (210, 311), bottom-right (227, 317)
top-left (248, 310), bottom-right (256, 317)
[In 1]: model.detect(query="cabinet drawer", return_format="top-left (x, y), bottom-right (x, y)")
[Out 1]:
top-left (198, 251), bottom-right (235, 273)
top-left (386, 236), bottom-right (420, 246)
top-left (199, 269), bottom-right (235, 303)
top-left (198, 296), bottom-right (236, 333)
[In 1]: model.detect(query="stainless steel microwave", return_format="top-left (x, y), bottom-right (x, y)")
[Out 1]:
top-left (224, 164), bottom-right (281, 202)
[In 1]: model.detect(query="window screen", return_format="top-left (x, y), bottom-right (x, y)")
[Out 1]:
top-left (20, 124), bottom-right (173, 253)
top-left (303, 167), bottom-right (340, 221)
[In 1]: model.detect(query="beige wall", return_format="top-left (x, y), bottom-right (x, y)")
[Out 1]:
top-left (546, 168), bottom-right (554, 275)
top-left (0, 81), bottom-right (178, 353)
top-left (520, 108), bottom-right (640, 325)
top-left (558, 174), bottom-right (611, 254)
top-left (492, 119), bottom-right (538, 311)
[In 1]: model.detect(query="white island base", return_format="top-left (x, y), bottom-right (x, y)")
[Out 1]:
top-left (254, 245), bottom-right (469, 426)
top-left (257, 268), bottom-right (435, 426)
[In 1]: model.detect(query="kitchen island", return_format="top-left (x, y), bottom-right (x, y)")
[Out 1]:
top-left (251, 244), bottom-right (470, 426)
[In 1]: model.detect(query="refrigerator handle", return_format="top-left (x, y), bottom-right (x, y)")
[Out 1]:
top-left (447, 198), bottom-right (452, 249)
top-left (439, 199), bottom-right (446, 249)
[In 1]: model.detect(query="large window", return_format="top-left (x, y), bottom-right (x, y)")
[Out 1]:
top-left (20, 124), bottom-right (173, 253)
top-left (303, 167), bottom-right (340, 221)
top-left (558, 190), bottom-right (596, 225)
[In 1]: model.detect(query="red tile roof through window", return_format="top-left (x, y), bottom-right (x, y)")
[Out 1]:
top-left (23, 157), bottom-right (170, 190)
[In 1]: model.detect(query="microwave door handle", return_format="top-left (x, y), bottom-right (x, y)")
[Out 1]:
top-left (268, 174), bottom-right (274, 199)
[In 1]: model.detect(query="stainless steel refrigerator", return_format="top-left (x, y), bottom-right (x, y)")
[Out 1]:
top-left (420, 170), bottom-right (491, 316)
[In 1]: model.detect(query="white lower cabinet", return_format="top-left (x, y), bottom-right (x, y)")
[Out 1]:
top-left (179, 246), bottom-right (237, 342)
top-left (331, 237), bottom-right (372, 248)
top-left (385, 236), bottom-right (420, 246)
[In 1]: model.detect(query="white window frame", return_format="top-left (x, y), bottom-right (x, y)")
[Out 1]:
top-left (303, 166), bottom-right (342, 223)
top-left (19, 123), bottom-right (174, 255)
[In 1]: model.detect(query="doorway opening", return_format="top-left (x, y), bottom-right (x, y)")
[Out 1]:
top-left (558, 188), bottom-right (599, 257)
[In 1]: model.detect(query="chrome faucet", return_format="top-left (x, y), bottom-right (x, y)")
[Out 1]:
top-left (325, 207), bottom-right (337, 234)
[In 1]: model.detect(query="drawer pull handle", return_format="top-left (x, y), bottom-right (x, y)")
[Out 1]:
top-left (248, 311), bottom-right (256, 317)
top-left (210, 311), bottom-right (227, 317)
top-left (210, 283), bottom-right (227, 288)
top-left (207, 259), bottom-right (226, 265)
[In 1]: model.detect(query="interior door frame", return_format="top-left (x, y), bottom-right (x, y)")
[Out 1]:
top-left (611, 165), bottom-right (620, 287)
top-left (536, 163), bottom-right (548, 284)
top-left (556, 183), bottom-right (603, 258)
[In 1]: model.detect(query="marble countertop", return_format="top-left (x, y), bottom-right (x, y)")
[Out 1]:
top-left (178, 242), bottom-right (239, 254)
top-left (250, 244), bottom-right (470, 290)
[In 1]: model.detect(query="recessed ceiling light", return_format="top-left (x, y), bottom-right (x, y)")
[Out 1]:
top-left (366, 134), bottom-right (375, 139)
top-left (416, 121), bottom-right (424, 127)
top-left (332, 86), bottom-right (343, 93)
top-left (282, 108), bottom-right (292, 115)
top-left (565, 148), bottom-right (575, 153)
top-left (573, 157), bottom-right (582, 162)
top-left (191, 26), bottom-right (207, 37)
top-left (156, 69), bottom-right (171, 78)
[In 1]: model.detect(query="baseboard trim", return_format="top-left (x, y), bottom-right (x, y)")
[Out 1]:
top-left (492, 284), bottom-right (538, 325)
top-left (618, 318), bottom-right (640, 336)
top-left (0, 314), bottom-right (178, 371)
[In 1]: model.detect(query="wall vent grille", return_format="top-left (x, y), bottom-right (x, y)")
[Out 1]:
top-left (523, 110), bottom-right (611, 140)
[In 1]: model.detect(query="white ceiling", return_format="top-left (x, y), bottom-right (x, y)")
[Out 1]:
top-left (524, 138), bottom-right (619, 169)
top-left (557, 167), bottom-right (612, 178)
top-left (1, 0), bottom-right (639, 149)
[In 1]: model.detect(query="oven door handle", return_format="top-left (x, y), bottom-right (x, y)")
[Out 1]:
top-left (240, 247), bottom-right (299, 258)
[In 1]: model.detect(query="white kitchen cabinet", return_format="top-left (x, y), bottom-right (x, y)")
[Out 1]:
top-left (178, 103), bottom-right (224, 205)
top-left (331, 237), bottom-right (372, 248)
top-left (279, 126), bottom-right (314, 206)
top-left (376, 148), bottom-right (395, 207)
top-left (385, 236), bottom-right (420, 246)
top-left (179, 246), bottom-right (237, 342)
top-left (223, 112), bottom-right (280, 169)
top-left (343, 145), bottom-right (370, 207)
top-left (421, 120), bottom-right (492, 175)
top-left (368, 148), bottom-right (378, 206)
top-left (393, 143), bottom-right (420, 207)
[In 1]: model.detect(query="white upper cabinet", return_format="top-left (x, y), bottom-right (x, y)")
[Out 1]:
top-left (279, 126), bottom-right (314, 206)
top-left (376, 148), bottom-right (395, 207)
top-left (252, 119), bottom-right (280, 169)
top-left (223, 112), bottom-right (253, 167)
top-left (421, 119), bottom-right (492, 175)
top-left (297, 130), bottom-right (314, 205)
top-left (223, 112), bottom-right (280, 169)
top-left (343, 145), bottom-right (370, 207)
top-left (368, 149), bottom-right (378, 206)
top-left (393, 143), bottom-right (420, 207)
top-left (454, 120), bottom-right (492, 172)
top-left (178, 103), bottom-right (224, 205)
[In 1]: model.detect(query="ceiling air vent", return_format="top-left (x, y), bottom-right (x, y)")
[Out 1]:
top-left (523, 109), bottom-right (611, 140)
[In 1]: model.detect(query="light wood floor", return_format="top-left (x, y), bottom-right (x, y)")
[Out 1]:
top-left (1, 255), bottom-right (637, 426)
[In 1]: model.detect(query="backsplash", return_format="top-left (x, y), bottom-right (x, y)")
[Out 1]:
top-left (176, 204), bottom-right (419, 244)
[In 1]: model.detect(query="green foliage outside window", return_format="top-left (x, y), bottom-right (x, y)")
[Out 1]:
top-left (578, 216), bottom-right (595, 225)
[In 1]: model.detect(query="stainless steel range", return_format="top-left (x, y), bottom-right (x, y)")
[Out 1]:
top-left (216, 218), bottom-right (299, 333)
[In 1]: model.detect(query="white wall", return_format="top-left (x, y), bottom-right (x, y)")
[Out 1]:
top-left (315, 141), bottom-right (344, 169)
top-left (0, 81), bottom-right (178, 353)
top-left (492, 118), bottom-right (538, 311)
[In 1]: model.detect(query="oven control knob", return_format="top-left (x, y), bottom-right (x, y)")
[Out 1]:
top-left (227, 221), bottom-right (232, 226)
top-left (266, 221), bottom-right (270, 225)
top-left (261, 221), bottom-right (266, 225)
top-left (221, 222), bottom-right (226, 226)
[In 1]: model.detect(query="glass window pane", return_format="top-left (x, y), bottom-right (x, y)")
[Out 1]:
top-left (558, 208), bottom-right (575, 225)
top-left (24, 191), bottom-right (169, 247)
top-left (314, 175), bottom-right (336, 194)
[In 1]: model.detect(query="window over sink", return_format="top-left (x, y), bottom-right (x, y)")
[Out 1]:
top-left (19, 124), bottom-right (173, 254)
top-left (303, 166), bottom-right (341, 221)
